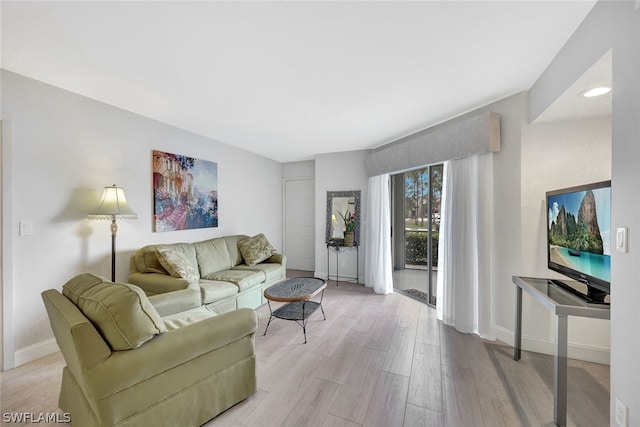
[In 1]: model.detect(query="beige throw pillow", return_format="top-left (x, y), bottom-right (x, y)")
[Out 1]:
top-left (237, 233), bottom-right (277, 267)
top-left (156, 247), bottom-right (200, 282)
top-left (62, 273), bottom-right (166, 350)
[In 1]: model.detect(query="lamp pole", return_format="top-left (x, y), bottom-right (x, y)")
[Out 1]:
top-left (110, 215), bottom-right (118, 282)
top-left (88, 185), bottom-right (137, 282)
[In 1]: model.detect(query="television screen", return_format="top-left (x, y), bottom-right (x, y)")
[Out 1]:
top-left (546, 180), bottom-right (611, 303)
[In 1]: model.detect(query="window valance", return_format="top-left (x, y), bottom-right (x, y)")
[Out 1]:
top-left (366, 111), bottom-right (500, 177)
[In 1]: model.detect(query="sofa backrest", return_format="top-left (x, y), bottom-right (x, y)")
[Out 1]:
top-left (194, 237), bottom-right (233, 276)
top-left (61, 273), bottom-right (167, 351)
top-left (132, 235), bottom-right (252, 278)
top-left (224, 235), bottom-right (250, 267)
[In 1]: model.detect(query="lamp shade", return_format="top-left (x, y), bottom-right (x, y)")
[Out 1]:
top-left (88, 185), bottom-right (137, 219)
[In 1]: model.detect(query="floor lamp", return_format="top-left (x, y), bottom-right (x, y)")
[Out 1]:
top-left (88, 185), bottom-right (138, 282)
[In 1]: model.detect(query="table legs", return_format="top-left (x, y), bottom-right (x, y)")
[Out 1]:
top-left (263, 292), bottom-right (327, 344)
top-left (554, 314), bottom-right (568, 426)
top-left (300, 300), bottom-right (327, 343)
top-left (513, 284), bottom-right (568, 426)
top-left (263, 301), bottom-right (275, 336)
top-left (514, 286), bottom-right (522, 361)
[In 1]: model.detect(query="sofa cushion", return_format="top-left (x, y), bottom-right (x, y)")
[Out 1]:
top-left (62, 273), bottom-right (166, 350)
top-left (156, 248), bottom-right (200, 282)
top-left (237, 234), bottom-right (277, 267)
top-left (194, 238), bottom-right (232, 277)
top-left (162, 306), bottom-right (217, 331)
top-left (203, 270), bottom-right (266, 292)
top-left (199, 280), bottom-right (240, 304)
top-left (233, 263), bottom-right (285, 282)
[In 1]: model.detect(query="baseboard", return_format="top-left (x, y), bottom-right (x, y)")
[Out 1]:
top-left (315, 270), bottom-right (328, 280)
top-left (14, 338), bottom-right (60, 367)
top-left (496, 326), bottom-right (610, 365)
top-left (315, 270), bottom-right (361, 284)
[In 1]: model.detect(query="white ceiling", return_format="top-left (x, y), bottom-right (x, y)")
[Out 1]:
top-left (535, 49), bottom-right (612, 123)
top-left (1, 1), bottom-right (600, 163)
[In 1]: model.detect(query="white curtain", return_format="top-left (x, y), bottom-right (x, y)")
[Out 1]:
top-left (365, 173), bottom-right (393, 294)
top-left (436, 154), bottom-right (495, 339)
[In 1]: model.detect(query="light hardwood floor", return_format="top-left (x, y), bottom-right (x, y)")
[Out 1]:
top-left (1, 270), bottom-right (609, 427)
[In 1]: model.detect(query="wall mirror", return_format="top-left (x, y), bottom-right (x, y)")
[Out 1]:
top-left (326, 190), bottom-right (361, 246)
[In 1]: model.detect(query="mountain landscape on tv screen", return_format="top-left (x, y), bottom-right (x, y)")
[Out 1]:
top-left (549, 190), bottom-right (604, 255)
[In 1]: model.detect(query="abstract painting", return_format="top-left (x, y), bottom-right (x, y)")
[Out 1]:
top-left (152, 150), bottom-right (218, 232)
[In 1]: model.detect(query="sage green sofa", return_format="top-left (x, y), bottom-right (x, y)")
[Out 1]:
top-left (42, 273), bottom-right (258, 427)
top-left (129, 234), bottom-right (287, 313)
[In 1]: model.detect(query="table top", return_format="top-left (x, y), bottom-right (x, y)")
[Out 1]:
top-left (264, 277), bottom-right (327, 303)
top-left (512, 276), bottom-right (610, 319)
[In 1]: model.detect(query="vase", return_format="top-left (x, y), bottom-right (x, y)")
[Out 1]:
top-left (343, 231), bottom-right (355, 247)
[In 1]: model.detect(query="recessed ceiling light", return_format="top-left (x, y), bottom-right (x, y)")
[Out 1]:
top-left (582, 86), bottom-right (612, 98)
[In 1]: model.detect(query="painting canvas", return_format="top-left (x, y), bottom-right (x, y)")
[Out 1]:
top-left (153, 150), bottom-right (218, 232)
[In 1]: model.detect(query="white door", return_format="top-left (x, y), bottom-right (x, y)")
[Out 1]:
top-left (284, 178), bottom-right (315, 271)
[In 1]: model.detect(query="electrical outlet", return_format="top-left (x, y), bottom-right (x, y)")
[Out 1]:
top-left (616, 397), bottom-right (628, 427)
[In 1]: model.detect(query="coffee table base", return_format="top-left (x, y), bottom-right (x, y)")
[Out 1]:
top-left (263, 300), bottom-right (326, 344)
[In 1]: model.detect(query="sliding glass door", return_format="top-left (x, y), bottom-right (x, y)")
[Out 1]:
top-left (392, 164), bottom-right (443, 306)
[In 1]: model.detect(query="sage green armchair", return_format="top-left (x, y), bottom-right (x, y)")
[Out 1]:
top-left (42, 273), bottom-right (257, 427)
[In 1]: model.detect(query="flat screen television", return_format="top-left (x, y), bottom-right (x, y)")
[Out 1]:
top-left (546, 180), bottom-right (611, 304)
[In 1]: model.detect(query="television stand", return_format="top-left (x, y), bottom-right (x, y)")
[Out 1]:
top-left (512, 276), bottom-right (610, 426)
top-left (547, 279), bottom-right (610, 305)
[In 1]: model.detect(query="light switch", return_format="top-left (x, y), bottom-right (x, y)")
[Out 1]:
top-left (616, 227), bottom-right (627, 253)
top-left (19, 220), bottom-right (34, 236)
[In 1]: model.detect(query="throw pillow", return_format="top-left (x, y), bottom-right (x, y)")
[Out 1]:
top-left (237, 233), bottom-right (277, 267)
top-left (156, 247), bottom-right (200, 282)
top-left (62, 273), bottom-right (166, 350)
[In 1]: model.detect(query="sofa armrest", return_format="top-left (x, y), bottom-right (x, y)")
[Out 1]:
top-left (42, 289), bottom-right (112, 371)
top-left (128, 272), bottom-right (192, 295)
top-left (266, 253), bottom-right (286, 266)
top-left (87, 308), bottom-right (258, 399)
top-left (148, 286), bottom-right (201, 317)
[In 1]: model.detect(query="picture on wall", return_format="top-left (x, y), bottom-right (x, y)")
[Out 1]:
top-left (152, 150), bottom-right (218, 232)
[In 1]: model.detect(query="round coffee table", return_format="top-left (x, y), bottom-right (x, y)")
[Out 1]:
top-left (263, 277), bottom-right (327, 343)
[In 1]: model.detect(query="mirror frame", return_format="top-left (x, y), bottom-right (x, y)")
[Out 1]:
top-left (326, 190), bottom-right (361, 246)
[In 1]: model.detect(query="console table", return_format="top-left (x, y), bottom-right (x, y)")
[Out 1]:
top-left (326, 243), bottom-right (358, 284)
top-left (512, 276), bottom-right (610, 426)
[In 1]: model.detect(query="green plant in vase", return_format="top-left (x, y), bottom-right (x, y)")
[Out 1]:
top-left (339, 209), bottom-right (357, 246)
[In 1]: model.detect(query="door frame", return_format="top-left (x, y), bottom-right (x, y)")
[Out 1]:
top-left (392, 165), bottom-right (442, 307)
top-left (2, 114), bottom-right (15, 370)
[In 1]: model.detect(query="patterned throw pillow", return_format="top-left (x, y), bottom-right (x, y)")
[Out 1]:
top-left (156, 247), bottom-right (200, 282)
top-left (237, 233), bottom-right (277, 267)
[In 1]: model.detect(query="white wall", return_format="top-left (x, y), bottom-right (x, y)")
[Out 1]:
top-left (530, 2), bottom-right (639, 424)
top-left (520, 116), bottom-right (611, 363)
top-left (314, 151), bottom-right (369, 282)
top-left (283, 160), bottom-right (314, 179)
top-left (1, 71), bottom-right (283, 367)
